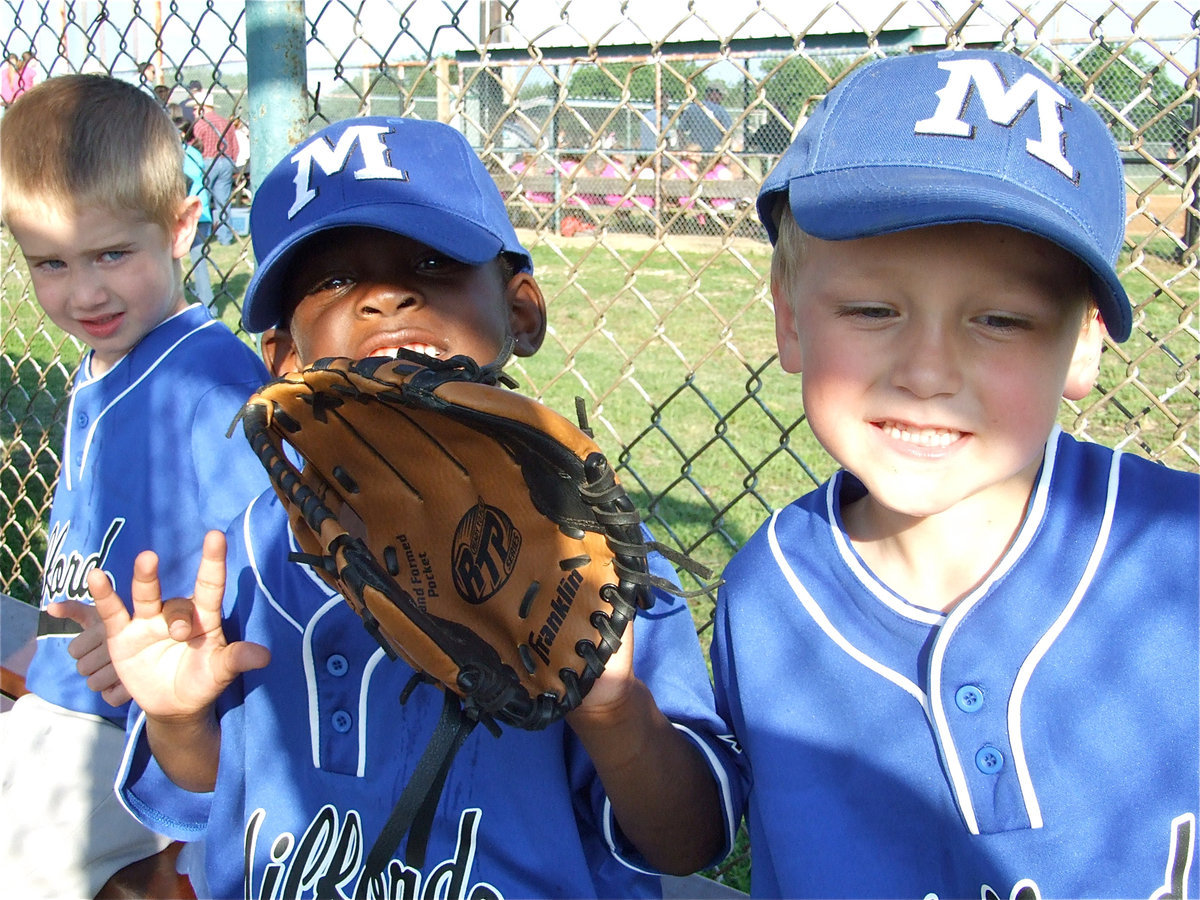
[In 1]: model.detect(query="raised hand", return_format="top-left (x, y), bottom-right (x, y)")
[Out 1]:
top-left (87, 530), bottom-right (270, 719)
top-left (45, 599), bottom-right (130, 706)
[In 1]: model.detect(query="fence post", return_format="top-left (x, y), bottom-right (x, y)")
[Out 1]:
top-left (1186, 11), bottom-right (1199, 256)
top-left (245, 0), bottom-right (309, 195)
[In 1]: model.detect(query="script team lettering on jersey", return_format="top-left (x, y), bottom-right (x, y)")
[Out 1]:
top-left (288, 124), bottom-right (410, 219)
top-left (244, 806), bottom-right (503, 900)
top-left (40, 518), bottom-right (125, 605)
top-left (914, 58), bottom-right (1075, 179)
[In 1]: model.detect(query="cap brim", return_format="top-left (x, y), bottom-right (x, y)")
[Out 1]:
top-left (243, 204), bottom-right (507, 332)
top-left (782, 166), bottom-right (1132, 341)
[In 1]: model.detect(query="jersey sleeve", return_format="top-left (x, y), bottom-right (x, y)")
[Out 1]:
top-left (153, 331), bottom-right (268, 601)
top-left (115, 708), bottom-right (214, 842)
top-left (189, 364), bottom-right (270, 532)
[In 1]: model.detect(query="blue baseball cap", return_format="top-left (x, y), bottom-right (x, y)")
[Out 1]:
top-left (758, 50), bottom-right (1131, 341)
top-left (243, 116), bottom-right (532, 332)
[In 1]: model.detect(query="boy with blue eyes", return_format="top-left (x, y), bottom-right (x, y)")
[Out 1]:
top-left (92, 116), bottom-right (742, 899)
top-left (709, 50), bottom-right (1198, 897)
top-left (0, 74), bottom-right (270, 896)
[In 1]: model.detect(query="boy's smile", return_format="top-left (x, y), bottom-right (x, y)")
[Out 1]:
top-left (774, 223), bottom-right (1102, 529)
top-left (266, 227), bottom-right (544, 377)
top-left (874, 422), bottom-right (961, 451)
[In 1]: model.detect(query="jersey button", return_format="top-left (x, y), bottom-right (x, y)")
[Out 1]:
top-left (76, 413), bottom-right (89, 427)
top-left (975, 745), bottom-right (1004, 774)
top-left (331, 710), bottom-right (353, 733)
top-left (326, 654), bottom-right (349, 676)
top-left (955, 685), bottom-right (984, 712)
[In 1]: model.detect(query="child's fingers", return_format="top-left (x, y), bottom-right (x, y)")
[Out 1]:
top-left (45, 598), bottom-right (101, 632)
top-left (99, 681), bottom-right (133, 708)
top-left (86, 662), bottom-right (130, 706)
top-left (191, 531), bottom-right (228, 619)
top-left (128, 550), bottom-right (166, 619)
top-left (87, 568), bottom-right (131, 635)
top-left (68, 628), bottom-right (107, 668)
top-left (161, 598), bottom-right (198, 641)
top-left (224, 641), bottom-right (272, 680)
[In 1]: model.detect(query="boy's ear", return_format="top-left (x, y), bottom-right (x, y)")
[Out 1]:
top-left (506, 272), bottom-right (547, 357)
top-left (771, 277), bottom-right (803, 374)
top-left (1062, 309), bottom-right (1104, 401)
top-left (260, 327), bottom-right (302, 378)
top-left (170, 196), bottom-right (202, 261)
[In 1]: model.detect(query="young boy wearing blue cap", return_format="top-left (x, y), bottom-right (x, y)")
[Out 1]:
top-left (710, 50), bottom-right (1198, 897)
top-left (0, 74), bottom-right (270, 898)
top-left (92, 116), bottom-right (742, 899)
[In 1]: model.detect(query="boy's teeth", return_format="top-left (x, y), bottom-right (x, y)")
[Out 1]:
top-left (882, 423), bottom-right (960, 448)
top-left (404, 344), bottom-right (440, 359)
top-left (382, 345), bottom-right (440, 359)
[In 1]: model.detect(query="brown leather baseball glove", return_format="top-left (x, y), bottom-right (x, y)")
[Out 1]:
top-left (235, 349), bottom-right (707, 870)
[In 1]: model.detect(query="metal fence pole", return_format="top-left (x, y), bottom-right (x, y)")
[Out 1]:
top-left (245, 0), bottom-right (309, 194)
top-left (1186, 11), bottom-right (1199, 255)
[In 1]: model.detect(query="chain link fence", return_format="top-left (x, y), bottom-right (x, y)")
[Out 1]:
top-left (4, 1), bottom-right (1198, 630)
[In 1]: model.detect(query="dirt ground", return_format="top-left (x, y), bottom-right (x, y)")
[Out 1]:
top-left (1126, 190), bottom-right (1193, 238)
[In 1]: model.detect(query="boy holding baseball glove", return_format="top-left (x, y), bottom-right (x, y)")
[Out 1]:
top-left (93, 116), bottom-right (742, 899)
top-left (710, 50), bottom-right (1198, 897)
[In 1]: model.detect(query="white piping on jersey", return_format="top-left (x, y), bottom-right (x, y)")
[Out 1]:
top-left (245, 498), bottom-right (326, 767)
top-left (604, 721), bottom-right (737, 876)
top-left (303, 595), bottom-right (347, 769)
top-left (65, 316), bottom-right (219, 490)
top-left (1008, 446), bottom-right (1120, 829)
top-left (358, 648), bottom-right (388, 777)
top-left (115, 707), bottom-right (147, 823)
top-left (244, 499), bottom-right (318, 768)
top-left (766, 511), bottom-right (930, 714)
top-left (244, 497), bottom-right (391, 774)
top-left (926, 430), bottom-right (1061, 834)
top-left (244, 494), bottom-right (305, 635)
top-left (825, 482), bottom-right (944, 625)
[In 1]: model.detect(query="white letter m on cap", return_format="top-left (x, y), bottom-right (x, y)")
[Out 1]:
top-left (287, 124), bottom-right (409, 218)
top-left (914, 59), bottom-right (1075, 180)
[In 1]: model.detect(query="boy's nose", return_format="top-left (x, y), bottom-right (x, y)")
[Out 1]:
top-left (69, 269), bottom-right (109, 311)
top-left (356, 283), bottom-right (420, 318)
top-left (889, 324), bottom-right (963, 399)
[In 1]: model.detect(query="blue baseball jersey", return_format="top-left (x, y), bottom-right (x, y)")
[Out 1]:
top-left (28, 303), bottom-right (270, 721)
top-left (118, 489), bottom-right (742, 899)
top-left (712, 428), bottom-right (1198, 898)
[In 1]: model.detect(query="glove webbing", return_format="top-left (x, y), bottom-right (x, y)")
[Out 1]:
top-left (582, 454), bottom-right (721, 599)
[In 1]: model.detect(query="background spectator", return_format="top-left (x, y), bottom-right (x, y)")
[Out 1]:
top-left (3, 51), bottom-right (38, 107)
top-left (170, 104), bottom-right (215, 307)
top-left (2, 53), bottom-right (21, 108)
top-left (179, 79), bottom-right (203, 124)
top-left (679, 85), bottom-right (731, 151)
top-left (230, 115), bottom-right (251, 205)
top-left (17, 52), bottom-right (38, 95)
top-left (191, 99), bottom-right (240, 244)
top-left (747, 103), bottom-right (792, 155)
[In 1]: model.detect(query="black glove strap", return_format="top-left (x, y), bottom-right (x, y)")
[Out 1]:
top-left (364, 690), bottom-right (477, 876)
